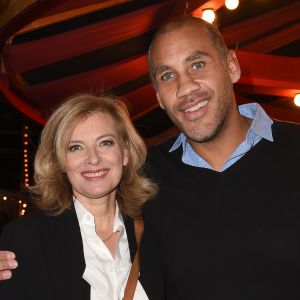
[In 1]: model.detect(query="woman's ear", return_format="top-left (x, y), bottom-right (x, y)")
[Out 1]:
top-left (123, 147), bottom-right (129, 167)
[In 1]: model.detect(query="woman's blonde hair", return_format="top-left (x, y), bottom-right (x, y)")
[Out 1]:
top-left (31, 94), bottom-right (157, 217)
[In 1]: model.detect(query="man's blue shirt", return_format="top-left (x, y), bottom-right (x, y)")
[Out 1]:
top-left (169, 103), bottom-right (273, 171)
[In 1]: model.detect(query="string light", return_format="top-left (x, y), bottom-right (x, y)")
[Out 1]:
top-left (202, 9), bottom-right (216, 23)
top-left (0, 194), bottom-right (28, 217)
top-left (16, 199), bottom-right (28, 216)
top-left (19, 125), bottom-right (31, 217)
top-left (23, 125), bottom-right (30, 190)
top-left (294, 94), bottom-right (300, 107)
top-left (225, 0), bottom-right (239, 10)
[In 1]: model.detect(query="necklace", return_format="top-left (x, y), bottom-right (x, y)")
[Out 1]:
top-left (102, 230), bottom-right (120, 242)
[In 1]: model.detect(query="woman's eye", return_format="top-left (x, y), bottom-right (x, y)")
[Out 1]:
top-left (161, 72), bottom-right (175, 81)
top-left (191, 61), bottom-right (204, 70)
top-left (100, 140), bottom-right (114, 146)
top-left (68, 144), bottom-right (81, 152)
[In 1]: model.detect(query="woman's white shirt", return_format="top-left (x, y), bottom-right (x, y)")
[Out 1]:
top-left (74, 199), bottom-right (148, 300)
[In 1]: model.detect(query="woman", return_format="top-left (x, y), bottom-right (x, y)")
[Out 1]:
top-left (0, 94), bottom-right (157, 299)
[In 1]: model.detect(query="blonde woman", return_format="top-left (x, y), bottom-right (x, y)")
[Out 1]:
top-left (0, 94), bottom-right (157, 300)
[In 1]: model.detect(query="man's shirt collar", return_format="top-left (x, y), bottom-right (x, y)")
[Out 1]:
top-left (169, 103), bottom-right (273, 153)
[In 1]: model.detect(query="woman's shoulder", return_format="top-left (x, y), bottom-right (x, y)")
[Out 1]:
top-left (3, 208), bottom-right (77, 232)
top-left (1, 209), bottom-right (49, 236)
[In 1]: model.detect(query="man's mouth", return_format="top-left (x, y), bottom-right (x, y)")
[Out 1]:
top-left (184, 100), bottom-right (209, 113)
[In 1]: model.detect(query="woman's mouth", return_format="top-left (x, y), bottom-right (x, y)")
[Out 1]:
top-left (81, 170), bottom-right (108, 178)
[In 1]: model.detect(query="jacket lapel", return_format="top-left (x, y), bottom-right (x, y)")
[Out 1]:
top-left (43, 208), bottom-right (90, 300)
top-left (44, 210), bottom-right (136, 299)
top-left (123, 216), bottom-right (136, 261)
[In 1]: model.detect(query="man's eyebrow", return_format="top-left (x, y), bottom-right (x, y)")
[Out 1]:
top-left (186, 51), bottom-right (209, 62)
top-left (153, 51), bottom-right (209, 77)
top-left (154, 65), bottom-right (171, 77)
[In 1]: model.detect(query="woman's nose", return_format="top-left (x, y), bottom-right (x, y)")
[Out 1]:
top-left (86, 148), bottom-right (100, 165)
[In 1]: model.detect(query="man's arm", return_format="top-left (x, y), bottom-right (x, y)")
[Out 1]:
top-left (0, 251), bottom-right (18, 280)
top-left (139, 221), bottom-right (166, 300)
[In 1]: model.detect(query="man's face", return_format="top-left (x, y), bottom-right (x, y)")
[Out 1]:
top-left (150, 24), bottom-right (240, 143)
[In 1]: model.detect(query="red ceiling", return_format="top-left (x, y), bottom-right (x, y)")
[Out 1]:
top-left (0, 0), bottom-right (299, 136)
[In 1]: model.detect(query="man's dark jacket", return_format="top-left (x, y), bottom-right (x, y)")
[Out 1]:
top-left (140, 121), bottom-right (300, 300)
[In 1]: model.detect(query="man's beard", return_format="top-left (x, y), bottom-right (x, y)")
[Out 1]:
top-left (169, 94), bottom-right (233, 144)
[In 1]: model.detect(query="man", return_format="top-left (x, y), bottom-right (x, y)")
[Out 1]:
top-left (139, 16), bottom-right (300, 300)
top-left (1, 16), bottom-right (300, 299)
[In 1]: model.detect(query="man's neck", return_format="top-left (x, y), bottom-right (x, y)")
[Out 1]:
top-left (189, 114), bottom-right (252, 172)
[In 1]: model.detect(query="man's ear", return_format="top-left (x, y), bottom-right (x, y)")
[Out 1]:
top-left (227, 50), bottom-right (241, 83)
top-left (156, 92), bottom-right (165, 110)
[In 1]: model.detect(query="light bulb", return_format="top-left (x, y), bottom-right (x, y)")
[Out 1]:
top-left (202, 9), bottom-right (216, 23)
top-left (294, 94), bottom-right (300, 107)
top-left (225, 0), bottom-right (239, 10)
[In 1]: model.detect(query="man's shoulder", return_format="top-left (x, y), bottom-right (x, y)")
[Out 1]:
top-left (272, 120), bottom-right (300, 143)
top-left (147, 137), bottom-right (181, 167)
top-left (148, 137), bottom-right (177, 159)
top-left (145, 136), bottom-right (187, 186)
top-left (273, 119), bottom-right (300, 129)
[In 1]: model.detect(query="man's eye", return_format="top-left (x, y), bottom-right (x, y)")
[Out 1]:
top-left (68, 144), bottom-right (81, 152)
top-left (191, 61), bottom-right (204, 70)
top-left (161, 72), bottom-right (175, 81)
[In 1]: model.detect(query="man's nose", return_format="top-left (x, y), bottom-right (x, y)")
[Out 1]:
top-left (176, 73), bottom-right (200, 99)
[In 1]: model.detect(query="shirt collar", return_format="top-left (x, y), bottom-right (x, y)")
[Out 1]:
top-left (169, 103), bottom-right (273, 152)
top-left (74, 197), bottom-right (124, 233)
top-left (239, 103), bottom-right (273, 144)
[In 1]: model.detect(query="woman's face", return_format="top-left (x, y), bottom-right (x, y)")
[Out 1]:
top-left (65, 112), bottom-right (128, 204)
